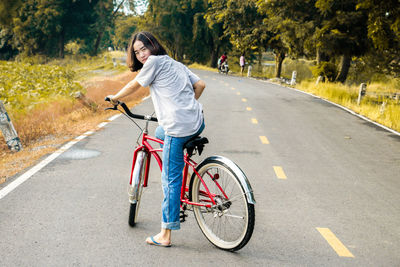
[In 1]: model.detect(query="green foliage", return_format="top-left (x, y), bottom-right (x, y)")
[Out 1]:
top-left (208, 0), bottom-right (261, 52)
top-left (282, 59), bottom-right (314, 82)
top-left (0, 0), bottom-right (21, 25)
top-left (137, 0), bottom-right (228, 67)
top-left (1, 0), bottom-right (399, 83)
top-left (65, 41), bottom-right (83, 55)
top-left (0, 0), bottom-right (138, 59)
top-left (0, 60), bottom-right (82, 110)
top-left (311, 61), bottom-right (337, 82)
top-left (140, 0), bottom-right (206, 61)
top-left (112, 15), bottom-right (139, 49)
top-left (356, 0), bottom-right (400, 76)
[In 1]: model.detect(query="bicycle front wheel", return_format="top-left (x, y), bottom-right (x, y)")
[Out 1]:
top-left (190, 157), bottom-right (255, 251)
top-left (128, 152), bottom-right (147, 227)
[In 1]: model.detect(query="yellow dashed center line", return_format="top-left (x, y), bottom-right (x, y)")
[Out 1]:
top-left (251, 118), bottom-right (258, 124)
top-left (236, 92), bottom-right (241, 95)
top-left (246, 107), bottom-right (252, 111)
top-left (316, 228), bottom-right (354, 257)
top-left (259, 136), bottom-right (269, 144)
top-left (242, 98), bottom-right (247, 102)
top-left (273, 166), bottom-right (287, 179)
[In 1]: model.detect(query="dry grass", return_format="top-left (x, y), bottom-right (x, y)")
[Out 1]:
top-left (0, 70), bottom-right (149, 184)
top-left (188, 63), bottom-right (216, 72)
top-left (297, 81), bottom-right (400, 132)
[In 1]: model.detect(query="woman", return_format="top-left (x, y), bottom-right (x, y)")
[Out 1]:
top-left (107, 31), bottom-right (205, 247)
top-left (240, 54), bottom-right (245, 76)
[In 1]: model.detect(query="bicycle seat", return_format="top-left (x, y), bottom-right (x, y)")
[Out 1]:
top-left (183, 136), bottom-right (209, 157)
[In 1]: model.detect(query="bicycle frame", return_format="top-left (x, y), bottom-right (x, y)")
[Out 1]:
top-left (129, 131), bottom-right (224, 209)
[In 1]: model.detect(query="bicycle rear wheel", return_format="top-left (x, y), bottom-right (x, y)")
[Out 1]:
top-left (128, 152), bottom-right (147, 227)
top-left (189, 157), bottom-right (255, 251)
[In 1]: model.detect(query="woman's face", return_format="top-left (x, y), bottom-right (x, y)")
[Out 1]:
top-left (133, 40), bottom-right (151, 64)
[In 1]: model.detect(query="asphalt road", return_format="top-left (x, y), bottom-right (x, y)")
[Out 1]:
top-left (1, 69), bottom-right (400, 266)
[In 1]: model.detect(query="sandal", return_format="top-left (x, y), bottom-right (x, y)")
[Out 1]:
top-left (146, 236), bottom-right (171, 247)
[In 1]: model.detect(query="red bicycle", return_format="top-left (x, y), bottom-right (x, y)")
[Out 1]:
top-left (105, 99), bottom-right (255, 251)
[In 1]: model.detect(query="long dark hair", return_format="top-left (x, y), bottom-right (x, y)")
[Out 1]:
top-left (127, 31), bottom-right (167, 72)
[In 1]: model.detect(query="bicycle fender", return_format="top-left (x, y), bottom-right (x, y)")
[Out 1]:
top-left (200, 155), bottom-right (256, 204)
top-left (128, 151), bottom-right (145, 203)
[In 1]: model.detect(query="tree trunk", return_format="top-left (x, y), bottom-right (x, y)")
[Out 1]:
top-left (210, 44), bottom-right (219, 68)
top-left (177, 46), bottom-right (183, 62)
top-left (58, 28), bottom-right (65, 58)
top-left (257, 50), bottom-right (262, 72)
top-left (274, 51), bottom-right (285, 78)
top-left (316, 47), bottom-right (329, 65)
top-left (336, 54), bottom-right (351, 83)
top-left (92, 30), bottom-right (104, 56)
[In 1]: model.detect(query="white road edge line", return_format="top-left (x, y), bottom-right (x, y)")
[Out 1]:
top-left (0, 111), bottom-right (125, 200)
top-left (252, 78), bottom-right (400, 137)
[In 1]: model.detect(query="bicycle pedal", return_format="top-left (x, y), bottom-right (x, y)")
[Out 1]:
top-left (179, 210), bottom-right (188, 222)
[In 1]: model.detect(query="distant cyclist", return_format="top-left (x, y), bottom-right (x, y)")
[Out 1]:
top-left (218, 52), bottom-right (227, 71)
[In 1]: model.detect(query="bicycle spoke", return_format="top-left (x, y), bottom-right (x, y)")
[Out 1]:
top-left (191, 159), bottom-right (254, 251)
top-left (223, 213), bottom-right (245, 219)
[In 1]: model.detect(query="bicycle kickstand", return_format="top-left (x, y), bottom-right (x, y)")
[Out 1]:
top-left (180, 206), bottom-right (188, 222)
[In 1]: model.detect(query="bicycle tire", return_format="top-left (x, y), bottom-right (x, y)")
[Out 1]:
top-left (189, 157), bottom-right (255, 251)
top-left (128, 152), bottom-right (147, 227)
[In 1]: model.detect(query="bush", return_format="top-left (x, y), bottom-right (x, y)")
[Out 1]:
top-left (282, 58), bottom-right (313, 81)
top-left (0, 61), bottom-right (82, 110)
top-left (311, 62), bottom-right (337, 82)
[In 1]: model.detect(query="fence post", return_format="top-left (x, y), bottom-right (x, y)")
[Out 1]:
top-left (112, 58), bottom-right (117, 68)
top-left (357, 83), bottom-right (367, 105)
top-left (290, 71), bottom-right (297, 86)
top-left (316, 76), bottom-right (323, 85)
top-left (0, 101), bottom-right (23, 152)
top-left (247, 65), bottom-right (252, 77)
top-left (380, 101), bottom-right (387, 115)
top-left (74, 92), bottom-right (97, 111)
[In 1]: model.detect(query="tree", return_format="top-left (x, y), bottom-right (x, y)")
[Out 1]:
top-left (193, 1), bottom-right (230, 68)
top-left (256, 0), bottom-right (291, 78)
top-left (207, 0), bottom-right (267, 70)
top-left (357, 0), bottom-right (400, 76)
top-left (11, 0), bottom-right (64, 57)
top-left (314, 0), bottom-right (369, 82)
top-left (1, 0), bottom-right (138, 58)
top-left (0, 0), bottom-right (22, 26)
top-left (140, 0), bottom-right (200, 61)
top-left (6, 0), bottom-right (100, 58)
top-left (129, 0), bottom-right (222, 64)
top-left (91, 0), bottom-right (137, 56)
top-left (112, 14), bottom-right (139, 50)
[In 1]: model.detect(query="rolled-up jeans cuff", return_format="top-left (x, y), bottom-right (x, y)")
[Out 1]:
top-left (162, 221), bottom-right (180, 230)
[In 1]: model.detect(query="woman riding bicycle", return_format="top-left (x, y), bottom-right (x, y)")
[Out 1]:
top-left (107, 31), bottom-right (206, 247)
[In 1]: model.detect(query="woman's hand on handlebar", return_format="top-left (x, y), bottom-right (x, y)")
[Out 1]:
top-left (105, 95), bottom-right (119, 106)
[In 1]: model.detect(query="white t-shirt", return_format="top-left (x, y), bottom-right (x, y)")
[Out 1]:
top-left (135, 55), bottom-right (203, 137)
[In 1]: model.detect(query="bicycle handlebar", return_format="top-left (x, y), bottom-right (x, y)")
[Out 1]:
top-left (104, 97), bottom-right (158, 122)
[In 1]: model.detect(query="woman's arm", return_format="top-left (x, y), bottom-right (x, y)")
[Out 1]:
top-left (193, 80), bottom-right (206, 100)
top-left (107, 79), bottom-right (141, 104)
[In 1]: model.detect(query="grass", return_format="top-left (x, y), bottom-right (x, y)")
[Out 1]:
top-left (0, 73), bottom-right (149, 182)
top-left (188, 63), bottom-right (216, 72)
top-left (297, 81), bottom-right (400, 132)
top-left (0, 51), bottom-right (149, 183)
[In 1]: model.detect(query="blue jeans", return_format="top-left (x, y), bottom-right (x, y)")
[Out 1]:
top-left (155, 121), bottom-right (205, 230)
